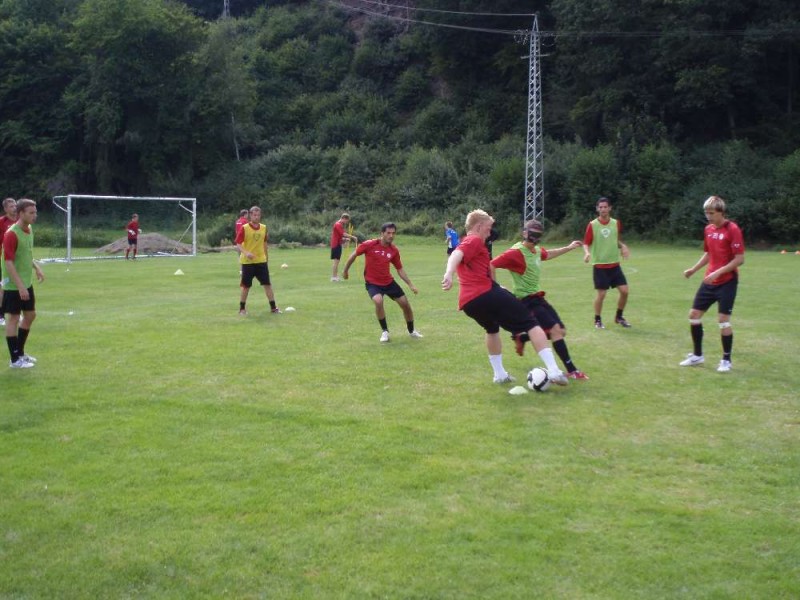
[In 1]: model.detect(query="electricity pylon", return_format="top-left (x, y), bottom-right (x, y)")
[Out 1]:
top-left (523, 15), bottom-right (544, 225)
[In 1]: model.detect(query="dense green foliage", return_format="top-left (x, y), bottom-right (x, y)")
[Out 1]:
top-left (1, 0), bottom-right (799, 241)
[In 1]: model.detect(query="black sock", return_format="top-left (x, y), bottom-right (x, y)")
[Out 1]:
top-left (406, 320), bottom-right (414, 333)
top-left (721, 333), bottom-right (733, 362)
top-left (691, 323), bottom-right (703, 356)
top-left (379, 318), bottom-right (388, 331)
top-left (18, 328), bottom-right (29, 355)
top-left (269, 300), bottom-right (276, 310)
top-left (6, 336), bottom-right (20, 362)
top-left (240, 302), bottom-right (246, 310)
top-left (594, 315), bottom-right (602, 323)
top-left (615, 309), bottom-right (623, 320)
top-left (552, 339), bottom-right (576, 373)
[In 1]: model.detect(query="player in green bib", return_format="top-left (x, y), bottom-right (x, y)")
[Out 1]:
top-left (582, 197), bottom-right (632, 329)
top-left (1, 199), bottom-right (44, 368)
top-left (492, 220), bottom-right (589, 380)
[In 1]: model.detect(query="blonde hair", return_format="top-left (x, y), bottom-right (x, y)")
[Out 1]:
top-left (703, 195), bottom-right (726, 213)
top-left (465, 209), bottom-right (493, 232)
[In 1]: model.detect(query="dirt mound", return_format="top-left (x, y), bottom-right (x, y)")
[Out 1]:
top-left (96, 233), bottom-right (194, 255)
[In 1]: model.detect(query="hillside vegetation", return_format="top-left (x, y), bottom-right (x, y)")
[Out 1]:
top-left (1, 0), bottom-right (799, 241)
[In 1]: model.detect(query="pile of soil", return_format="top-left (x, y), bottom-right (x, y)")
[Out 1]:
top-left (95, 233), bottom-right (194, 255)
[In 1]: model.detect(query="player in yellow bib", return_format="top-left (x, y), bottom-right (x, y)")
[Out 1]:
top-left (234, 206), bottom-right (280, 316)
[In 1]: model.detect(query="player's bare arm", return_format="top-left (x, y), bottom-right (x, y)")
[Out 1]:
top-left (341, 251), bottom-right (358, 280)
top-left (684, 253), bottom-right (709, 278)
top-left (703, 254), bottom-right (744, 285)
top-left (442, 249), bottom-right (463, 291)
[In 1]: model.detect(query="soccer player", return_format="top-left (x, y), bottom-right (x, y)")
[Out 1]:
top-left (1, 199), bottom-right (44, 368)
top-left (679, 195), bottom-right (745, 373)
top-left (441, 209), bottom-right (568, 386)
top-left (0, 197), bottom-right (18, 327)
top-left (582, 197), bottom-right (632, 329)
top-left (341, 222), bottom-right (422, 343)
top-left (235, 209), bottom-right (249, 239)
top-left (125, 213), bottom-right (141, 259)
top-left (444, 221), bottom-right (460, 255)
top-left (330, 213), bottom-right (357, 282)
top-left (491, 219), bottom-right (589, 380)
top-left (235, 206), bottom-right (280, 316)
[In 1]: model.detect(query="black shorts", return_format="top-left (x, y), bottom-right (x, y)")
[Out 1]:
top-left (462, 283), bottom-right (539, 335)
top-left (593, 265), bottom-right (627, 290)
top-left (241, 263), bottom-right (271, 288)
top-left (0, 287), bottom-right (35, 314)
top-left (447, 247), bottom-right (455, 255)
top-left (331, 245), bottom-right (343, 260)
top-left (692, 277), bottom-right (738, 315)
top-left (366, 280), bottom-right (405, 300)
top-left (128, 238), bottom-right (137, 247)
top-left (520, 294), bottom-right (564, 332)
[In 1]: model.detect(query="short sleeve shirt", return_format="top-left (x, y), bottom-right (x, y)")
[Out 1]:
top-left (356, 239), bottom-right (402, 286)
top-left (456, 234), bottom-right (493, 309)
top-left (704, 220), bottom-right (745, 285)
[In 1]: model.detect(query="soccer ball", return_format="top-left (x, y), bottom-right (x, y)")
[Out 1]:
top-left (527, 367), bottom-right (551, 392)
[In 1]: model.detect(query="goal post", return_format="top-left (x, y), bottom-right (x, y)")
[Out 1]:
top-left (48, 194), bottom-right (197, 263)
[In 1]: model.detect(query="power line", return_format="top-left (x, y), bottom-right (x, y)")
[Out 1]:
top-left (345, 0), bottom-right (535, 17)
top-left (325, 1), bottom-right (800, 39)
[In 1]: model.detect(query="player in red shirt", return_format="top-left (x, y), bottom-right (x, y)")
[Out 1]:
top-left (235, 209), bottom-right (249, 239)
top-left (441, 209), bottom-right (568, 386)
top-left (0, 197), bottom-right (18, 326)
top-left (330, 213), bottom-right (358, 282)
top-left (342, 222), bottom-right (421, 343)
top-left (125, 213), bottom-right (140, 260)
top-left (679, 196), bottom-right (745, 373)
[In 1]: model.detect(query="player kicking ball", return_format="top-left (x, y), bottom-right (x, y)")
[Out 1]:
top-left (442, 209), bottom-right (568, 386)
top-left (491, 219), bottom-right (589, 380)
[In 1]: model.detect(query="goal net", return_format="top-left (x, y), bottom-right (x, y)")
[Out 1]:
top-left (45, 194), bottom-right (197, 263)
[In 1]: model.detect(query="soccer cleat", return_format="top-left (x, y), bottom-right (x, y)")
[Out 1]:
top-left (20, 354), bottom-right (37, 364)
top-left (615, 317), bottom-right (632, 328)
top-left (0, 317), bottom-right (5, 326)
top-left (380, 330), bottom-right (390, 343)
top-left (594, 321), bottom-right (605, 329)
top-left (271, 308), bottom-right (282, 314)
top-left (567, 370), bottom-right (589, 380)
top-left (9, 358), bottom-right (34, 369)
top-left (331, 277), bottom-right (340, 282)
top-left (408, 330), bottom-right (424, 338)
top-left (717, 359), bottom-right (732, 373)
top-left (512, 333), bottom-right (525, 356)
top-left (493, 373), bottom-right (516, 384)
top-left (679, 353), bottom-right (704, 367)
top-left (548, 370), bottom-right (569, 386)
top-left (238, 309), bottom-right (247, 316)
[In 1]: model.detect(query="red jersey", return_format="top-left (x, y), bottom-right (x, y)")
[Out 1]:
top-left (235, 217), bottom-right (248, 238)
top-left (703, 220), bottom-right (744, 285)
top-left (456, 234), bottom-right (493, 309)
top-left (0, 215), bottom-right (14, 242)
top-left (126, 220), bottom-right (140, 240)
top-left (355, 239), bottom-right (402, 286)
top-left (331, 221), bottom-right (347, 248)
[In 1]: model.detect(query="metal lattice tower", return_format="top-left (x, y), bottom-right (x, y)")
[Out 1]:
top-left (523, 15), bottom-right (544, 225)
top-left (222, 0), bottom-right (230, 18)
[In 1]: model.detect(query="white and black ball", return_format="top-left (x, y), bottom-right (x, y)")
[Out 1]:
top-left (526, 367), bottom-right (551, 392)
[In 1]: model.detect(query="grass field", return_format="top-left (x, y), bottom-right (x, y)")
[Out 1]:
top-left (1, 238), bottom-right (799, 599)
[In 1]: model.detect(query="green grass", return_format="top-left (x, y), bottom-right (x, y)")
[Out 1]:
top-left (1, 239), bottom-right (799, 599)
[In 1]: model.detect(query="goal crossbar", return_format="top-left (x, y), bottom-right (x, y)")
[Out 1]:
top-left (49, 194), bottom-right (197, 263)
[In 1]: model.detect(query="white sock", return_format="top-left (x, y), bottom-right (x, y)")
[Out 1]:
top-left (488, 354), bottom-right (507, 378)
top-left (538, 348), bottom-right (561, 373)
